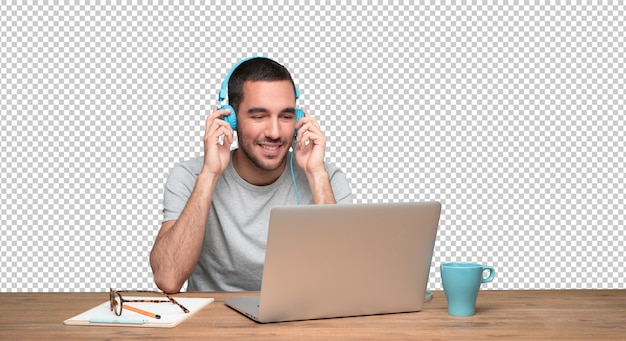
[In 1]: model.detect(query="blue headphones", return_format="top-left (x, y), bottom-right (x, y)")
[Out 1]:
top-left (218, 56), bottom-right (305, 130)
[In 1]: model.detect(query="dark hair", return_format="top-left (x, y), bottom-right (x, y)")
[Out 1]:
top-left (228, 58), bottom-right (296, 114)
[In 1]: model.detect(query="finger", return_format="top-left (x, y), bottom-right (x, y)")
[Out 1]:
top-left (213, 107), bottom-right (233, 118)
top-left (301, 111), bottom-right (321, 131)
top-left (206, 107), bottom-right (232, 127)
top-left (206, 117), bottom-right (232, 136)
top-left (206, 108), bottom-right (233, 134)
top-left (296, 106), bottom-right (311, 130)
top-left (300, 128), bottom-right (326, 148)
top-left (206, 106), bottom-right (232, 126)
top-left (296, 120), bottom-right (322, 143)
top-left (205, 125), bottom-right (234, 146)
top-left (205, 120), bottom-right (233, 147)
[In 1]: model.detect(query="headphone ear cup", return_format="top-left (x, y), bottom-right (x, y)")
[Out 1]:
top-left (294, 108), bottom-right (305, 137)
top-left (295, 108), bottom-right (305, 123)
top-left (219, 104), bottom-right (237, 130)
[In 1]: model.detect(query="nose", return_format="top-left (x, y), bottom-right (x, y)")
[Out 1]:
top-left (264, 117), bottom-right (281, 139)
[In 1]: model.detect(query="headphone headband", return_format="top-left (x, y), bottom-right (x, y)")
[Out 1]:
top-left (218, 56), bottom-right (300, 102)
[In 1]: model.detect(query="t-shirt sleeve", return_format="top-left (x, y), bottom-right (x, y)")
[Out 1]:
top-left (162, 162), bottom-right (198, 223)
top-left (327, 164), bottom-right (353, 204)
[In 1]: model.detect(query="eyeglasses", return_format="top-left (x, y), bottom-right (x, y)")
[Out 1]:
top-left (109, 288), bottom-right (190, 317)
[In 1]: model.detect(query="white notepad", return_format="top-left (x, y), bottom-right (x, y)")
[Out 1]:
top-left (64, 296), bottom-right (214, 328)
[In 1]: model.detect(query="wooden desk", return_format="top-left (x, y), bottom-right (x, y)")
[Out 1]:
top-left (1, 290), bottom-right (625, 340)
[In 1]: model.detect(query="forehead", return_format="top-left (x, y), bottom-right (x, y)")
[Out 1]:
top-left (241, 80), bottom-right (296, 104)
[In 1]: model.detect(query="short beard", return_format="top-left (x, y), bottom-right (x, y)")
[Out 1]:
top-left (237, 134), bottom-right (289, 172)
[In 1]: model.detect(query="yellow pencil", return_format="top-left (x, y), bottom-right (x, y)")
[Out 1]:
top-left (125, 304), bottom-right (161, 319)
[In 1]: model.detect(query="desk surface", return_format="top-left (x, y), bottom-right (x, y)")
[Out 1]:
top-left (1, 290), bottom-right (625, 340)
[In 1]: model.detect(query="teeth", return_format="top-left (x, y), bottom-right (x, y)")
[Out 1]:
top-left (263, 145), bottom-right (278, 151)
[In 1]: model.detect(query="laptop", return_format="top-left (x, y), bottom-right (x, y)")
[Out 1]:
top-left (224, 201), bottom-right (441, 323)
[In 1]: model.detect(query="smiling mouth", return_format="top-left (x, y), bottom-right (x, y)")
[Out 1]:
top-left (258, 142), bottom-right (285, 156)
top-left (255, 138), bottom-right (288, 156)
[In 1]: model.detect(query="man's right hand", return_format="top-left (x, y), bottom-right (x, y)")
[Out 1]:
top-left (202, 107), bottom-right (234, 176)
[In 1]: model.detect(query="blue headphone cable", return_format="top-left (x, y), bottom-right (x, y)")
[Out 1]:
top-left (290, 150), bottom-right (300, 205)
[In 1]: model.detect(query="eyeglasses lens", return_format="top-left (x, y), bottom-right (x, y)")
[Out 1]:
top-left (111, 292), bottom-right (122, 316)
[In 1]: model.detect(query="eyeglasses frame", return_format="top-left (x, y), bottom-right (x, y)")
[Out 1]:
top-left (109, 288), bottom-right (190, 316)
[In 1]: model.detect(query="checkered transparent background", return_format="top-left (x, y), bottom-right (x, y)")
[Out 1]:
top-left (1, 3), bottom-right (624, 292)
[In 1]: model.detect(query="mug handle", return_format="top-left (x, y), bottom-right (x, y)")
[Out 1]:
top-left (482, 266), bottom-right (496, 283)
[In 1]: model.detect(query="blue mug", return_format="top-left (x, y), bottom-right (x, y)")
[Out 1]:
top-left (441, 262), bottom-right (496, 316)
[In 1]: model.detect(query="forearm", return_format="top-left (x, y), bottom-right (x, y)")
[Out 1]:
top-left (150, 172), bottom-right (219, 293)
top-left (306, 171), bottom-right (336, 204)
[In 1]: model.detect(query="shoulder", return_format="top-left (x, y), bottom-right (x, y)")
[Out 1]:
top-left (173, 156), bottom-right (204, 173)
top-left (166, 156), bottom-right (204, 183)
top-left (324, 161), bottom-right (345, 177)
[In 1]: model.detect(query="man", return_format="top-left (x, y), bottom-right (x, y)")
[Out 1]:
top-left (150, 57), bottom-right (353, 293)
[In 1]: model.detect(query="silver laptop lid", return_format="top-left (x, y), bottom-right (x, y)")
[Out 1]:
top-left (256, 201), bottom-right (441, 323)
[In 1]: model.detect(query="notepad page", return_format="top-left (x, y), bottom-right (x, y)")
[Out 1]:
top-left (64, 297), bottom-right (214, 328)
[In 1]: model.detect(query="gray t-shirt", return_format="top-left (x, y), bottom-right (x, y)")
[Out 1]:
top-left (162, 151), bottom-right (353, 291)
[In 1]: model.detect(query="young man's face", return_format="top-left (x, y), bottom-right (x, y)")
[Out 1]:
top-left (235, 80), bottom-right (297, 179)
